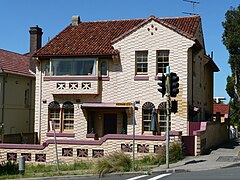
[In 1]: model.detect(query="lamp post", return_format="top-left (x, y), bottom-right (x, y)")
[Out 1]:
top-left (132, 100), bottom-right (140, 172)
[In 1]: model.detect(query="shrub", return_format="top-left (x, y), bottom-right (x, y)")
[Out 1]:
top-left (0, 161), bottom-right (19, 175)
top-left (94, 151), bottom-right (131, 177)
top-left (155, 143), bottom-right (183, 165)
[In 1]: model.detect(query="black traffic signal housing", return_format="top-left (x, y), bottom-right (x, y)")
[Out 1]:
top-left (158, 74), bottom-right (166, 97)
top-left (170, 72), bottom-right (179, 97)
top-left (171, 100), bottom-right (178, 113)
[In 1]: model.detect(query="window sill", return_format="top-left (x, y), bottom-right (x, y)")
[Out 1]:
top-left (44, 76), bottom-right (110, 81)
top-left (44, 76), bottom-right (99, 81)
top-left (47, 132), bottom-right (75, 137)
top-left (134, 76), bottom-right (149, 81)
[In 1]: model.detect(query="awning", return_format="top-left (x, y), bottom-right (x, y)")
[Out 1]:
top-left (81, 102), bottom-right (133, 108)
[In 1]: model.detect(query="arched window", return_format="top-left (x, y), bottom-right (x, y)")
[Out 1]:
top-left (48, 101), bottom-right (60, 131)
top-left (142, 102), bottom-right (155, 132)
top-left (62, 101), bottom-right (74, 131)
top-left (48, 101), bottom-right (74, 132)
top-left (158, 102), bottom-right (170, 134)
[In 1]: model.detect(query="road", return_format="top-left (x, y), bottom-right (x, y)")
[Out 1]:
top-left (65, 167), bottom-right (240, 180)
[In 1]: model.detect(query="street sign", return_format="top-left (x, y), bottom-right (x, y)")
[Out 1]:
top-left (116, 102), bottom-right (133, 106)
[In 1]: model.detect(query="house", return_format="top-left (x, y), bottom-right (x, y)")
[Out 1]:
top-left (213, 103), bottom-right (230, 123)
top-left (0, 49), bottom-right (35, 143)
top-left (0, 15), bottom-right (222, 162)
top-left (0, 26), bottom-right (42, 144)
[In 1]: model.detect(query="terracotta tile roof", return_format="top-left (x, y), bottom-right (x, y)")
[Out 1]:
top-left (0, 49), bottom-right (34, 77)
top-left (34, 15), bottom-right (201, 58)
top-left (213, 104), bottom-right (230, 115)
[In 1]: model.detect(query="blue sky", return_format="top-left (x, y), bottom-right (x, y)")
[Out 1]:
top-left (0, 0), bottom-right (239, 102)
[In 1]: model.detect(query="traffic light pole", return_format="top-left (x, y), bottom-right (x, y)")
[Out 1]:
top-left (166, 66), bottom-right (171, 169)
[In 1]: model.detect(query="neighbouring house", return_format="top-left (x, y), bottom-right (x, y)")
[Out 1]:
top-left (0, 49), bottom-right (35, 143)
top-left (0, 26), bottom-right (42, 144)
top-left (0, 15), bottom-right (223, 163)
top-left (213, 103), bottom-right (230, 123)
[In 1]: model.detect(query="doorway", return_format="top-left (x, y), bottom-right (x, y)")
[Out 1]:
top-left (104, 113), bottom-right (117, 135)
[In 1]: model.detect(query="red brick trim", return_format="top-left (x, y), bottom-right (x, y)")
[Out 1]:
top-left (0, 132), bottom-right (181, 150)
top-left (46, 132), bottom-right (75, 137)
top-left (134, 76), bottom-right (149, 81)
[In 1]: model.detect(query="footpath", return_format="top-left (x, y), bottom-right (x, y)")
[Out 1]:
top-left (153, 138), bottom-right (240, 173)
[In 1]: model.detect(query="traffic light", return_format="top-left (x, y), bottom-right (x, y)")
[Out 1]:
top-left (171, 100), bottom-right (178, 113)
top-left (170, 72), bottom-right (179, 97)
top-left (158, 74), bottom-right (166, 97)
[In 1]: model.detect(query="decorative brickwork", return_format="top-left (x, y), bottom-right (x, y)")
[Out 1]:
top-left (77, 149), bottom-right (88, 157)
top-left (7, 153), bottom-right (17, 161)
top-left (62, 148), bottom-right (73, 157)
top-left (121, 144), bottom-right (133, 152)
top-left (35, 154), bottom-right (46, 162)
top-left (137, 144), bottom-right (149, 153)
top-left (21, 153), bottom-right (31, 161)
top-left (154, 145), bottom-right (162, 153)
top-left (92, 149), bottom-right (104, 158)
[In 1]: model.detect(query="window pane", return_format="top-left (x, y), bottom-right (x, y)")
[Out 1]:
top-left (157, 51), bottom-right (169, 74)
top-left (63, 102), bottom-right (74, 131)
top-left (100, 61), bottom-right (108, 76)
top-left (136, 51), bottom-right (148, 74)
top-left (52, 58), bottom-right (96, 76)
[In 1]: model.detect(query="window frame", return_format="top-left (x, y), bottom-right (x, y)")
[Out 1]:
top-left (135, 51), bottom-right (148, 75)
top-left (156, 50), bottom-right (169, 75)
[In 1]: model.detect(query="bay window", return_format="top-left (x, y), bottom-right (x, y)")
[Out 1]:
top-left (50, 58), bottom-right (96, 76)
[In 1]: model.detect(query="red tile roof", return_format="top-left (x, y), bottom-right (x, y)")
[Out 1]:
top-left (213, 104), bottom-right (230, 115)
top-left (0, 49), bottom-right (34, 77)
top-left (34, 15), bottom-right (201, 58)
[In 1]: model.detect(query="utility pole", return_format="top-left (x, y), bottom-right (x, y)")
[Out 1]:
top-left (157, 66), bottom-right (179, 169)
top-left (165, 66), bottom-right (171, 168)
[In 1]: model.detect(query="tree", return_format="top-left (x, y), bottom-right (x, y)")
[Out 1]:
top-left (222, 5), bottom-right (240, 125)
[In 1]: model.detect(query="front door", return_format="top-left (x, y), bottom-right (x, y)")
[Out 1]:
top-left (104, 113), bottom-right (117, 135)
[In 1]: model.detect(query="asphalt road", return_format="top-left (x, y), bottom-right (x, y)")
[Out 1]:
top-left (60, 167), bottom-right (240, 180)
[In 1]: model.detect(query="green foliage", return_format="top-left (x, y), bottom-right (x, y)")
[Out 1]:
top-left (226, 76), bottom-right (235, 99)
top-left (0, 161), bottom-right (19, 175)
top-left (222, 5), bottom-right (240, 56)
top-left (26, 160), bottom-right (92, 173)
top-left (155, 143), bottom-right (183, 165)
top-left (222, 5), bottom-right (240, 126)
top-left (94, 151), bottom-right (131, 177)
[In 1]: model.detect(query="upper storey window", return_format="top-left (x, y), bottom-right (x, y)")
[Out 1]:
top-left (136, 51), bottom-right (148, 75)
top-left (157, 50), bottom-right (169, 74)
top-left (51, 58), bottom-right (96, 76)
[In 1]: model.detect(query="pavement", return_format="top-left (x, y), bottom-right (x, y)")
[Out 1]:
top-left (152, 137), bottom-right (240, 173)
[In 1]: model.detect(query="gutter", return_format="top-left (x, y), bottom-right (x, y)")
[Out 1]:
top-left (1, 74), bottom-right (6, 142)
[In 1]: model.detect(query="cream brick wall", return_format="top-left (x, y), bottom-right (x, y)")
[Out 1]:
top-left (111, 20), bottom-right (194, 135)
top-left (34, 19), bottom-right (214, 144)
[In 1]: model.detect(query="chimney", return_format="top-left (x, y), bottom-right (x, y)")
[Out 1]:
top-left (29, 25), bottom-right (43, 55)
top-left (72, 16), bottom-right (80, 26)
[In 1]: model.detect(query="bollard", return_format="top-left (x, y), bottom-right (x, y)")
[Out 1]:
top-left (19, 156), bottom-right (25, 175)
